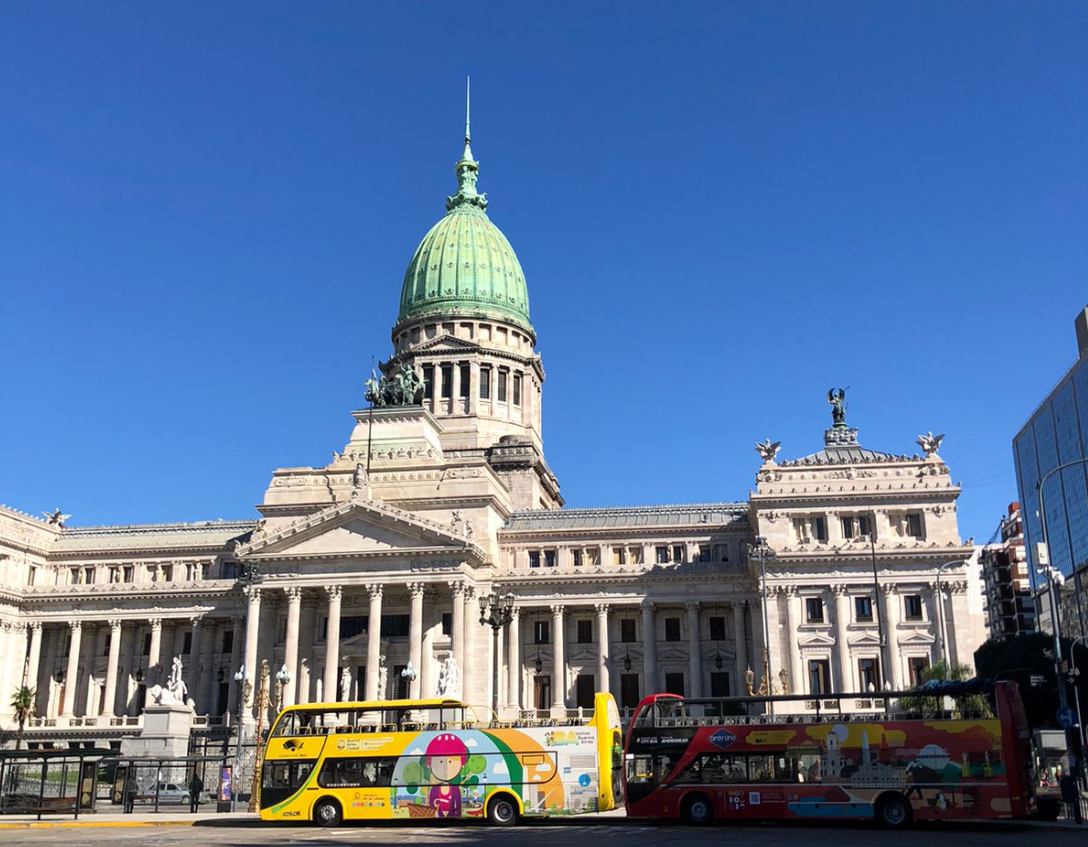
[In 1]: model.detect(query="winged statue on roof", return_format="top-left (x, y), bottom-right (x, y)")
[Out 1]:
top-left (42, 508), bottom-right (70, 528)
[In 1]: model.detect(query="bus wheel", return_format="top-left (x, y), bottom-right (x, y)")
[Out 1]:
top-left (875, 793), bottom-right (912, 830)
top-left (313, 798), bottom-right (343, 827)
top-left (486, 795), bottom-right (519, 827)
top-left (682, 794), bottom-right (714, 826)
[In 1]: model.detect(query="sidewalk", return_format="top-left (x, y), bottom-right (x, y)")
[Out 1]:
top-left (0, 811), bottom-right (262, 829)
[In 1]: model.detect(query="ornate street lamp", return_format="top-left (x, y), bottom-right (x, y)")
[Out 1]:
top-left (230, 664), bottom-right (249, 813)
top-left (746, 536), bottom-right (777, 716)
top-left (623, 607), bottom-right (633, 672)
top-left (274, 664), bottom-right (291, 712)
top-left (478, 591), bottom-right (515, 717)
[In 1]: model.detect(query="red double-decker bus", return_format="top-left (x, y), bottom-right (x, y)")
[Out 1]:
top-left (624, 681), bottom-right (1034, 828)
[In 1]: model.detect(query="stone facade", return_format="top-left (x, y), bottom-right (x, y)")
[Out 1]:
top-left (0, 127), bottom-right (988, 747)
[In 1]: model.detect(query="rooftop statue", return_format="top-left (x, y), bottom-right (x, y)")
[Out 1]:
top-left (42, 508), bottom-right (70, 528)
top-left (917, 431), bottom-right (945, 457)
top-left (827, 387), bottom-right (848, 429)
top-left (755, 439), bottom-right (781, 463)
top-left (365, 363), bottom-right (427, 407)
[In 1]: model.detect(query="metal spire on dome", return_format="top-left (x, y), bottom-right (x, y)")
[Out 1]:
top-left (448, 76), bottom-right (487, 212)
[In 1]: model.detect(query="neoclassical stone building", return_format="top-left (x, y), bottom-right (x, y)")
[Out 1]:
top-left (0, 124), bottom-right (986, 748)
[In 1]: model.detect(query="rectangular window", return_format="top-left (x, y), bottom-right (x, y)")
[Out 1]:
top-left (664, 618), bottom-right (681, 642)
top-left (672, 544), bottom-right (686, 563)
top-left (381, 614), bottom-right (410, 638)
top-left (480, 367), bottom-right (491, 399)
top-left (855, 596), bottom-right (874, 622)
top-left (709, 616), bottom-right (726, 641)
top-left (528, 551), bottom-right (540, 568)
top-left (906, 512), bottom-right (924, 538)
top-left (459, 364), bottom-right (470, 398)
top-left (222, 629), bottom-right (234, 655)
top-left (808, 659), bottom-right (831, 695)
top-left (544, 550), bottom-right (556, 568)
top-left (841, 516), bottom-right (856, 539)
top-left (620, 674), bottom-right (640, 709)
top-left (696, 546), bottom-right (712, 563)
top-left (222, 561), bottom-right (237, 580)
top-left (577, 620), bottom-right (593, 644)
top-left (183, 632), bottom-right (193, 654)
top-left (612, 547), bottom-right (625, 566)
top-left (534, 620), bottom-right (550, 645)
top-left (813, 516), bottom-right (828, 542)
top-left (629, 546), bottom-right (644, 564)
top-left (655, 547), bottom-right (669, 564)
top-left (710, 672), bottom-right (731, 697)
top-left (858, 514), bottom-right (871, 537)
top-left (620, 618), bottom-right (637, 643)
top-left (440, 365), bottom-right (453, 399)
top-left (858, 657), bottom-right (881, 691)
top-left (664, 672), bottom-right (685, 696)
top-left (904, 594), bottom-right (924, 621)
top-left (513, 373), bottom-right (522, 406)
top-left (909, 656), bottom-right (930, 686)
top-left (805, 597), bottom-right (825, 623)
top-left (317, 757), bottom-right (397, 789)
top-left (441, 613), bottom-right (452, 636)
top-left (575, 674), bottom-right (595, 709)
top-left (423, 365), bottom-right (435, 400)
top-left (142, 632), bottom-right (151, 655)
top-left (572, 549), bottom-right (583, 567)
top-left (498, 370), bottom-right (508, 402)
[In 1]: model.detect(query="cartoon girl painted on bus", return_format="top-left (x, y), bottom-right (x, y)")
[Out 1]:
top-left (426, 734), bottom-right (468, 818)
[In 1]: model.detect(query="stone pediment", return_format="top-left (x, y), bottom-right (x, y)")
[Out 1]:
top-left (897, 629), bottom-right (935, 645)
top-left (409, 335), bottom-right (482, 355)
top-left (796, 631), bottom-right (837, 647)
top-left (848, 632), bottom-right (883, 648)
top-left (235, 499), bottom-right (484, 563)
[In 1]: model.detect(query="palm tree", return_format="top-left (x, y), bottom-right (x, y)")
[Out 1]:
top-left (10, 686), bottom-right (35, 749)
top-left (900, 661), bottom-right (991, 718)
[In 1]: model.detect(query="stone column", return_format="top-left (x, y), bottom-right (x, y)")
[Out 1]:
top-left (25, 622), bottom-right (43, 697)
top-left (641, 601), bottom-right (656, 696)
top-left (432, 364), bottom-right (443, 414)
top-left (882, 585), bottom-right (901, 688)
top-left (83, 625), bottom-right (106, 717)
top-left (125, 623), bottom-right (142, 715)
top-left (686, 601), bottom-right (702, 698)
top-left (187, 616), bottom-right (204, 707)
top-left (451, 362), bottom-right (462, 411)
top-left (507, 607), bottom-right (522, 711)
top-left (408, 583), bottom-right (425, 700)
top-left (462, 586), bottom-right (475, 700)
top-left (323, 586), bottom-right (342, 702)
top-left (243, 588), bottom-right (262, 716)
top-left (421, 619), bottom-right (437, 698)
top-left (833, 586), bottom-right (852, 691)
top-left (450, 582), bottom-right (465, 686)
top-left (102, 619), bottom-right (123, 717)
top-left (785, 589), bottom-right (803, 695)
top-left (225, 616), bottom-right (242, 714)
top-left (199, 619), bottom-right (217, 714)
top-left (468, 361), bottom-right (479, 415)
top-left (60, 621), bottom-right (82, 717)
top-left (550, 604), bottom-right (565, 715)
top-left (298, 600), bottom-right (317, 705)
top-left (146, 618), bottom-right (163, 694)
top-left (364, 585), bottom-right (383, 700)
top-left (42, 628), bottom-right (59, 717)
top-left (595, 603), bottom-right (610, 697)
top-left (282, 587), bottom-right (302, 707)
top-left (732, 601), bottom-right (747, 694)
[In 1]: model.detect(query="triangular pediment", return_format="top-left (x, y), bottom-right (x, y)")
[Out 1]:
top-left (411, 335), bottom-right (482, 354)
top-left (897, 629), bottom-right (936, 645)
top-left (848, 632), bottom-right (883, 647)
top-left (796, 631), bottom-right (837, 647)
top-left (235, 499), bottom-right (485, 562)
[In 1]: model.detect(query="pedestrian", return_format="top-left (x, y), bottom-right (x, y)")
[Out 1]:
top-left (123, 773), bottom-right (137, 814)
top-left (189, 771), bottom-right (203, 813)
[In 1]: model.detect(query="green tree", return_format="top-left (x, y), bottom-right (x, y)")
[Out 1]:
top-left (899, 660), bottom-right (992, 718)
top-left (10, 686), bottom-right (35, 750)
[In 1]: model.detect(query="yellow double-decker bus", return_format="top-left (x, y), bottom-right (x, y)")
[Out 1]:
top-left (258, 693), bottom-right (622, 827)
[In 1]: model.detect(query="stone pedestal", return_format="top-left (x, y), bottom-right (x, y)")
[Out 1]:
top-left (120, 704), bottom-right (193, 758)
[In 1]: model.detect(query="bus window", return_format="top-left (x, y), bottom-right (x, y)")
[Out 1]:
top-left (793, 752), bottom-right (822, 783)
top-left (272, 712), bottom-right (297, 737)
top-left (701, 754), bottom-right (747, 783)
top-left (626, 754), bottom-right (654, 784)
top-left (263, 760), bottom-right (316, 791)
top-left (317, 757), bottom-right (398, 789)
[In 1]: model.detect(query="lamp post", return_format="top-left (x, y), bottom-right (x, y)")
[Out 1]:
top-left (247, 660), bottom-right (271, 813)
top-left (479, 591), bottom-right (515, 717)
top-left (934, 560), bottom-right (965, 668)
top-left (230, 664), bottom-right (249, 813)
top-left (746, 537), bottom-right (777, 716)
top-left (1070, 635), bottom-right (1087, 790)
top-left (1037, 457), bottom-right (1088, 803)
top-left (274, 665), bottom-right (290, 713)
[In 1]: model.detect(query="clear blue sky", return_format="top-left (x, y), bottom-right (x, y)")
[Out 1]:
top-left (2, 2), bottom-right (1085, 543)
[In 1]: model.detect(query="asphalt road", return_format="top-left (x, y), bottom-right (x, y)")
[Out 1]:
top-left (13, 820), bottom-right (1084, 847)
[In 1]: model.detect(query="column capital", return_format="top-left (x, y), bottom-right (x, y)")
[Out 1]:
top-left (464, 585), bottom-right (476, 600)
top-left (28, 620), bottom-right (42, 632)
top-left (550, 604), bottom-right (565, 617)
top-left (108, 618), bottom-right (123, 630)
top-left (685, 600), bottom-right (700, 611)
top-left (148, 617), bottom-right (163, 631)
top-left (325, 585), bottom-right (343, 600)
top-left (509, 605), bottom-right (521, 619)
top-left (881, 583), bottom-right (898, 596)
top-left (283, 585), bottom-right (303, 601)
top-left (244, 585), bottom-right (262, 602)
top-left (784, 586), bottom-right (799, 598)
top-left (832, 584), bottom-right (849, 597)
top-left (594, 603), bottom-right (610, 615)
top-left (448, 580), bottom-right (465, 596)
top-left (365, 584), bottom-right (383, 599)
top-left (640, 599), bottom-right (655, 613)
top-left (70, 620), bottom-right (82, 633)
top-left (189, 614), bottom-right (204, 626)
top-left (407, 582), bottom-right (426, 597)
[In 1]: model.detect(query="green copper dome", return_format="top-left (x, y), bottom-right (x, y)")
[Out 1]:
top-left (396, 121), bottom-right (533, 335)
